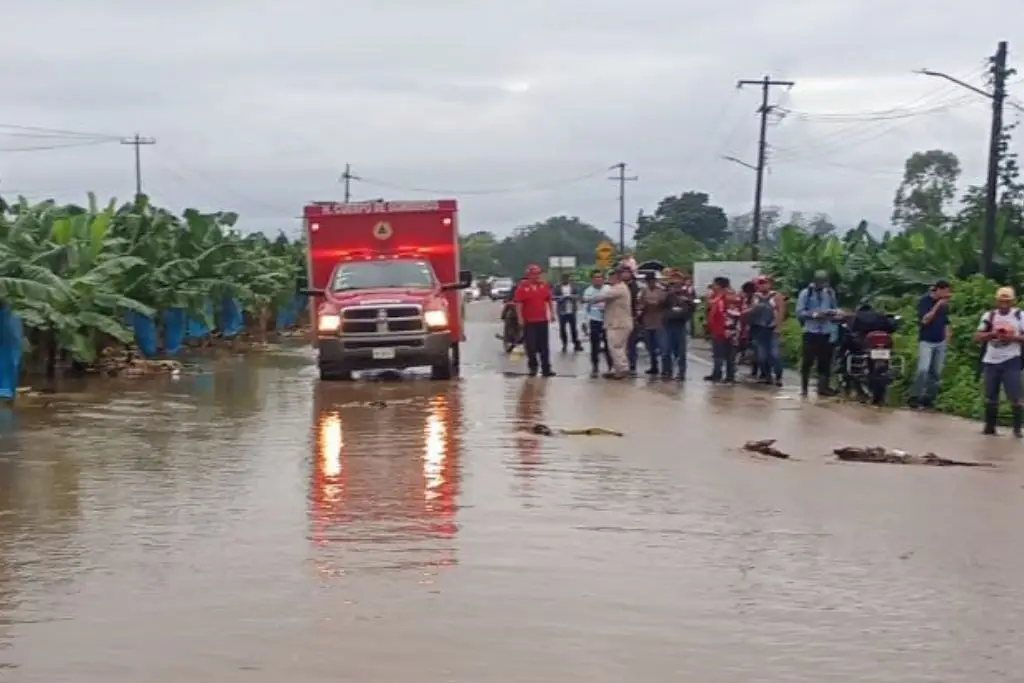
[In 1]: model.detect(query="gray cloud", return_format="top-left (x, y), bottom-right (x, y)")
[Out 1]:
top-left (0, 0), bottom-right (1016, 239)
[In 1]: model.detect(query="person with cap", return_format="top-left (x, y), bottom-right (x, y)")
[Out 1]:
top-left (973, 286), bottom-right (1024, 436)
top-left (637, 270), bottom-right (667, 375)
top-left (748, 275), bottom-right (785, 386)
top-left (909, 280), bottom-right (952, 409)
top-left (660, 268), bottom-right (693, 380)
top-left (513, 264), bottom-right (556, 377)
top-left (554, 272), bottom-right (584, 353)
top-left (584, 265), bottom-right (633, 379)
top-left (795, 270), bottom-right (840, 397)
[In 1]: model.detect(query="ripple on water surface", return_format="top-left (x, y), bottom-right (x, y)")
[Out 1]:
top-left (0, 315), bottom-right (1021, 681)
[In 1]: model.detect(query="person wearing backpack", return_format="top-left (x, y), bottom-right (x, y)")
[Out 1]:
top-left (795, 270), bottom-right (840, 397)
top-left (973, 286), bottom-right (1024, 437)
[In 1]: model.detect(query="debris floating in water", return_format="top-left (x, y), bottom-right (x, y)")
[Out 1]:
top-left (528, 423), bottom-right (623, 437)
top-left (832, 446), bottom-right (993, 467)
top-left (742, 439), bottom-right (791, 459)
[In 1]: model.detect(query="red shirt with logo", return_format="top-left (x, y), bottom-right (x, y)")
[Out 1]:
top-left (514, 281), bottom-right (552, 323)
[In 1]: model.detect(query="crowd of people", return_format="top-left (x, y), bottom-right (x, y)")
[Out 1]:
top-left (499, 263), bottom-right (1024, 436)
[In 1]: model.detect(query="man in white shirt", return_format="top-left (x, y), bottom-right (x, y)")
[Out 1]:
top-left (554, 272), bottom-right (583, 353)
top-left (974, 286), bottom-right (1024, 436)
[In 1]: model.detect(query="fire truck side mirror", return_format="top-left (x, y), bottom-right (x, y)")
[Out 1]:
top-left (441, 270), bottom-right (473, 291)
top-left (299, 287), bottom-right (325, 297)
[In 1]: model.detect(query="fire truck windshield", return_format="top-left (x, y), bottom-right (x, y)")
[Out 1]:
top-left (330, 260), bottom-right (435, 291)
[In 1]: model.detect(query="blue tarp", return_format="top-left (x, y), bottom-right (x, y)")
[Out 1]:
top-left (127, 312), bottom-right (158, 357)
top-left (0, 307), bottom-right (22, 400)
top-left (162, 308), bottom-right (186, 355)
top-left (186, 300), bottom-right (215, 340)
top-left (219, 298), bottom-right (244, 338)
top-left (276, 294), bottom-right (306, 329)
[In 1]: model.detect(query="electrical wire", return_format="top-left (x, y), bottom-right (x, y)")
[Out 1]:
top-left (0, 139), bottom-right (119, 152)
top-left (0, 123), bottom-right (121, 140)
top-left (354, 168), bottom-right (609, 196)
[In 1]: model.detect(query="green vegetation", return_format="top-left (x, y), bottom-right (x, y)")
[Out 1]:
top-left (465, 119), bottom-right (1022, 421)
top-left (0, 193), bottom-right (305, 375)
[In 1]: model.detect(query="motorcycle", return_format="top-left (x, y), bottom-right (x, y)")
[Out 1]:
top-left (832, 313), bottom-right (904, 405)
top-left (500, 301), bottom-right (522, 353)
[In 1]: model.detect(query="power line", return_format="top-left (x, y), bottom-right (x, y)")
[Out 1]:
top-left (355, 168), bottom-right (607, 196)
top-left (608, 162), bottom-right (637, 252)
top-left (737, 75), bottom-right (794, 259)
top-left (0, 123), bottom-right (121, 140)
top-left (120, 133), bottom-right (155, 199)
top-left (0, 139), bottom-right (116, 152)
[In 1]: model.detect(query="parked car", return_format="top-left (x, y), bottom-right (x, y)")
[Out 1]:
top-left (490, 277), bottom-right (514, 300)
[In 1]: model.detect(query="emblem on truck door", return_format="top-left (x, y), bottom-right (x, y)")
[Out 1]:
top-left (373, 221), bottom-right (392, 240)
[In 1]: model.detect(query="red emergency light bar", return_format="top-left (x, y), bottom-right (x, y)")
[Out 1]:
top-left (312, 245), bottom-right (454, 260)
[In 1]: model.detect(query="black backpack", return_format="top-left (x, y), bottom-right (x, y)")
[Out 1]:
top-left (976, 309), bottom-right (1023, 379)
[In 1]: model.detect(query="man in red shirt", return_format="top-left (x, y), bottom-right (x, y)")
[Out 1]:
top-left (514, 264), bottom-right (556, 377)
top-left (703, 276), bottom-right (736, 383)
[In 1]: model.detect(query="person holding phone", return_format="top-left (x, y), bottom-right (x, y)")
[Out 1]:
top-left (909, 280), bottom-right (952, 409)
top-left (795, 270), bottom-right (839, 397)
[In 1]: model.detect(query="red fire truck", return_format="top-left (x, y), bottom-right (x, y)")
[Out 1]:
top-left (302, 200), bottom-right (471, 381)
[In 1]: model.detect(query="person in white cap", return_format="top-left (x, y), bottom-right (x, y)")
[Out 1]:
top-left (974, 286), bottom-right (1024, 436)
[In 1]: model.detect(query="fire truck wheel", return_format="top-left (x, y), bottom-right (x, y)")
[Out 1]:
top-left (319, 367), bottom-right (353, 381)
top-left (431, 344), bottom-right (458, 380)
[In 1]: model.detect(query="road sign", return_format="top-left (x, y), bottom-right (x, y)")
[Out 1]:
top-left (595, 241), bottom-right (615, 258)
top-left (548, 256), bottom-right (577, 269)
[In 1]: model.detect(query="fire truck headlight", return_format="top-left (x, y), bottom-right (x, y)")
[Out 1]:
top-left (424, 309), bottom-right (448, 329)
top-left (318, 314), bottom-right (341, 332)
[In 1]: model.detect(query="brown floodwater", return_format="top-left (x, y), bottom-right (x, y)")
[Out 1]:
top-left (0, 301), bottom-right (1022, 682)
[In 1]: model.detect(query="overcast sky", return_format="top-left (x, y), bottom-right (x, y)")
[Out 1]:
top-left (0, 0), bottom-right (1018, 240)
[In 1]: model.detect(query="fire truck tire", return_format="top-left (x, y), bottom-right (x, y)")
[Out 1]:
top-left (319, 366), bottom-right (352, 381)
top-left (430, 344), bottom-right (458, 380)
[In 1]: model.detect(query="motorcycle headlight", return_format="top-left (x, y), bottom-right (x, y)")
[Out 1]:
top-left (318, 314), bottom-right (341, 332)
top-left (424, 309), bottom-right (448, 329)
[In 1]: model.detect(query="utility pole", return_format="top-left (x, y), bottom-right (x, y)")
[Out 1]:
top-left (120, 133), bottom-right (155, 199)
top-left (608, 162), bottom-right (637, 253)
top-left (917, 41), bottom-right (1010, 276)
top-left (982, 41), bottom-right (1008, 277)
top-left (737, 76), bottom-right (794, 260)
top-left (339, 163), bottom-right (361, 203)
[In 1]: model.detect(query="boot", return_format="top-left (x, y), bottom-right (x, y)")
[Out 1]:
top-left (1012, 405), bottom-right (1022, 438)
top-left (983, 402), bottom-right (998, 435)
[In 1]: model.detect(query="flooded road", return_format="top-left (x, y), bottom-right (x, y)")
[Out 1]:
top-left (1, 301), bottom-right (1022, 682)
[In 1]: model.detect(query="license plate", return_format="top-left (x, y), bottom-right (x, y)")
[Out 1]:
top-left (869, 349), bottom-right (891, 360)
top-left (372, 348), bottom-right (396, 360)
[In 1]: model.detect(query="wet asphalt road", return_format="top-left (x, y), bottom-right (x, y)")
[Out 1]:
top-left (0, 301), bottom-right (1022, 682)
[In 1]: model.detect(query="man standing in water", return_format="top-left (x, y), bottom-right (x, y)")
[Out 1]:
top-left (513, 264), bottom-right (556, 377)
top-left (585, 266), bottom-right (633, 379)
top-left (554, 272), bottom-right (583, 353)
top-left (796, 270), bottom-right (839, 397)
top-left (748, 276), bottom-right (785, 386)
top-left (582, 269), bottom-right (613, 377)
top-left (974, 286), bottom-right (1024, 436)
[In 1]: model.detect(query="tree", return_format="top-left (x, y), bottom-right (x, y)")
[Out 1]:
top-left (458, 231), bottom-right (501, 276)
top-left (635, 229), bottom-right (707, 271)
top-left (891, 149), bottom-right (961, 229)
top-left (634, 191), bottom-right (728, 246)
top-left (492, 216), bottom-right (611, 276)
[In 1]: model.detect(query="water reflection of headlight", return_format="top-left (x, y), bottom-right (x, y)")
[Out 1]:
top-left (318, 412), bottom-right (344, 503)
top-left (422, 395), bottom-right (448, 500)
